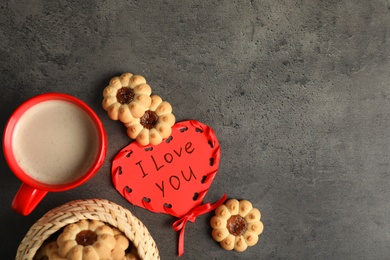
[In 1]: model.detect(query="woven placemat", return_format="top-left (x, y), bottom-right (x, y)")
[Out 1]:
top-left (16, 198), bottom-right (160, 260)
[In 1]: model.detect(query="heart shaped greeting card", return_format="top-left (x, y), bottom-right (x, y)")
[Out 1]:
top-left (112, 120), bottom-right (226, 256)
top-left (112, 120), bottom-right (221, 218)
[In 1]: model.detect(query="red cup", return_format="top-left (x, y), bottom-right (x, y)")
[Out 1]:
top-left (3, 93), bottom-right (107, 215)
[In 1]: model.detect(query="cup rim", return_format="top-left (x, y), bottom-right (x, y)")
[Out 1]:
top-left (3, 92), bottom-right (107, 192)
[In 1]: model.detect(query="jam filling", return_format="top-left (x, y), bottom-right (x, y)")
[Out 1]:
top-left (227, 215), bottom-right (248, 236)
top-left (116, 87), bottom-right (135, 104)
top-left (140, 110), bottom-right (159, 129)
top-left (76, 230), bottom-right (98, 246)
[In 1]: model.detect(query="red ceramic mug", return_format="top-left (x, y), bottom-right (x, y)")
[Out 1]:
top-left (3, 93), bottom-right (107, 215)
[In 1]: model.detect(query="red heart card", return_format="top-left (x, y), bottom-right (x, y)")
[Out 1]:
top-left (112, 120), bottom-right (221, 218)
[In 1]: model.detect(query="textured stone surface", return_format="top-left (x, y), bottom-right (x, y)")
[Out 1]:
top-left (1, 0), bottom-right (390, 259)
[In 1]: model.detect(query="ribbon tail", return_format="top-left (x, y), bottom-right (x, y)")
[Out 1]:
top-left (177, 221), bottom-right (187, 257)
top-left (173, 194), bottom-right (227, 257)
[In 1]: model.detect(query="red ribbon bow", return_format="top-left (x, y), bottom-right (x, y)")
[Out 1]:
top-left (172, 194), bottom-right (227, 257)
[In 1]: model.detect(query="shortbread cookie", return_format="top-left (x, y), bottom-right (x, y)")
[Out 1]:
top-left (125, 94), bottom-right (175, 146)
top-left (34, 241), bottom-right (64, 260)
top-left (56, 219), bottom-right (121, 259)
top-left (125, 245), bottom-right (141, 260)
top-left (102, 73), bottom-right (152, 123)
top-left (111, 227), bottom-right (130, 259)
top-left (210, 199), bottom-right (264, 252)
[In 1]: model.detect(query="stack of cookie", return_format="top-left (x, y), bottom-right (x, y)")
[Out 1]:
top-left (34, 220), bottom-right (140, 260)
top-left (102, 73), bottom-right (175, 146)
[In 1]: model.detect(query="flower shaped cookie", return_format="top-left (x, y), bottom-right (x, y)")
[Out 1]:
top-left (210, 199), bottom-right (264, 252)
top-left (34, 241), bottom-right (63, 260)
top-left (125, 95), bottom-right (175, 146)
top-left (56, 220), bottom-right (119, 259)
top-left (112, 228), bottom-right (140, 259)
top-left (102, 73), bottom-right (152, 123)
top-left (111, 227), bottom-right (130, 259)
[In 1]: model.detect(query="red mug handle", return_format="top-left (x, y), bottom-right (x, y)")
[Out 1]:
top-left (12, 183), bottom-right (48, 216)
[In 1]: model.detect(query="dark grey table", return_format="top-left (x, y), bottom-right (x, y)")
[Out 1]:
top-left (1, 0), bottom-right (390, 259)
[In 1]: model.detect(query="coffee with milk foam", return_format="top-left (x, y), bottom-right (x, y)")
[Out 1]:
top-left (12, 100), bottom-right (100, 185)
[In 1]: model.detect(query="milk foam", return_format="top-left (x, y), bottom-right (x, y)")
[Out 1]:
top-left (12, 100), bottom-right (100, 185)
